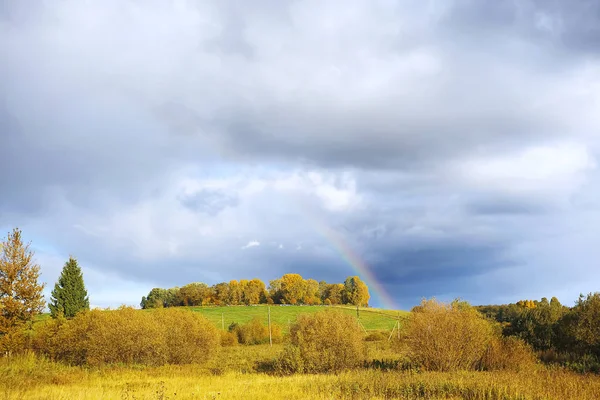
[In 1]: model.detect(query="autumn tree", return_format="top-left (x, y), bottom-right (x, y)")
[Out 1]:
top-left (243, 279), bottom-right (266, 305)
top-left (213, 282), bottom-right (230, 305)
top-left (0, 228), bottom-right (46, 350)
top-left (268, 278), bottom-right (283, 304)
top-left (49, 256), bottom-right (90, 318)
top-left (318, 280), bottom-right (329, 302)
top-left (343, 276), bottom-right (370, 306)
top-left (228, 280), bottom-right (242, 305)
top-left (177, 282), bottom-right (211, 306)
top-left (304, 279), bottom-right (321, 305)
top-left (325, 283), bottom-right (344, 305)
top-left (280, 274), bottom-right (306, 304)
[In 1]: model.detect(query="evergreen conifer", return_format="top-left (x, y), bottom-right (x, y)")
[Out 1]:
top-left (49, 256), bottom-right (90, 318)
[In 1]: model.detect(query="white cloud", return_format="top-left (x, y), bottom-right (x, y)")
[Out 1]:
top-left (241, 240), bottom-right (260, 250)
top-left (454, 142), bottom-right (596, 197)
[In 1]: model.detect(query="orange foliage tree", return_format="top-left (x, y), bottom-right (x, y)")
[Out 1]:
top-left (0, 228), bottom-right (46, 353)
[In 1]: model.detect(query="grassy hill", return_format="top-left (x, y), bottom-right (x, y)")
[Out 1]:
top-left (180, 304), bottom-right (407, 332)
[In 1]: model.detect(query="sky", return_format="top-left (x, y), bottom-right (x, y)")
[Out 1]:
top-left (1, 0), bottom-right (600, 310)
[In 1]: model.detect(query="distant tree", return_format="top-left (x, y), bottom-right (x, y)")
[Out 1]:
top-left (140, 287), bottom-right (179, 309)
top-left (517, 299), bottom-right (536, 309)
top-left (343, 276), bottom-right (370, 306)
top-left (568, 293), bottom-right (600, 356)
top-left (0, 228), bottom-right (46, 351)
top-left (229, 280), bottom-right (242, 305)
top-left (213, 282), bottom-right (230, 305)
top-left (318, 280), bottom-right (329, 302)
top-left (326, 283), bottom-right (344, 305)
top-left (244, 279), bottom-right (266, 305)
top-left (280, 274), bottom-right (306, 304)
top-left (268, 279), bottom-right (283, 304)
top-left (304, 279), bottom-right (321, 305)
top-left (178, 282), bottom-right (211, 306)
top-left (49, 256), bottom-right (90, 318)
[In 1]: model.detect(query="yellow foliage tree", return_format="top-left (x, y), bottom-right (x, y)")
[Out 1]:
top-left (0, 228), bottom-right (46, 354)
top-left (343, 276), bottom-right (370, 306)
top-left (280, 274), bottom-right (306, 304)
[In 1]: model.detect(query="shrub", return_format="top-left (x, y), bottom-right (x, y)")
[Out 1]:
top-left (481, 336), bottom-right (537, 371)
top-left (270, 323), bottom-right (284, 344)
top-left (405, 298), bottom-right (495, 371)
top-left (153, 308), bottom-right (220, 364)
top-left (235, 318), bottom-right (268, 345)
top-left (32, 307), bottom-right (219, 366)
top-left (0, 326), bottom-right (29, 356)
top-left (31, 313), bottom-right (90, 365)
top-left (230, 318), bottom-right (283, 345)
top-left (279, 310), bottom-right (366, 373)
top-left (220, 330), bottom-right (238, 346)
top-left (365, 331), bottom-right (388, 342)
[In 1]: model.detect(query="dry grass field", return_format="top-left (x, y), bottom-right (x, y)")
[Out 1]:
top-left (4, 305), bottom-right (600, 399)
top-left (2, 344), bottom-right (600, 400)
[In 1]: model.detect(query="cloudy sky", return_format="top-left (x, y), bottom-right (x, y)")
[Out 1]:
top-left (2, 0), bottom-right (600, 309)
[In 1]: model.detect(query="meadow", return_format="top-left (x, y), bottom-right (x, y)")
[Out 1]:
top-left (2, 304), bottom-right (600, 399)
top-left (3, 346), bottom-right (600, 400)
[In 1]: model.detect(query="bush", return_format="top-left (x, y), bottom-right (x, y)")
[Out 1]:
top-left (153, 308), bottom-right (221, 364)
top-left (365, 331), bottom-right (388, 342)
top-left (32, 307), bottom-right (219, 366)
top-left (405, 299), bottom-right (495, 371)
top-left (0, 326), bottom-right (29, 356)
top-left (481, 336), bottom-right (537, 371)
top-left (230, 318), bottom-right (283, 345)
top-left (278, 310), bottom-right (366, 373)
top-left (220, 330), bottom-right (238, 346)
top-left (31, 314), bottom-right (89, 365)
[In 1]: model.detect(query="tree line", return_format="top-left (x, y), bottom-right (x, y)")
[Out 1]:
top-left (140, 274), bottom-right (370, 309)
top-left (476, 295), bottom-right (600, 372)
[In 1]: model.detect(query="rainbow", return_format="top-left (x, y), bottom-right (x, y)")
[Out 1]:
top-left (295, 201), bottom-right (396, 310)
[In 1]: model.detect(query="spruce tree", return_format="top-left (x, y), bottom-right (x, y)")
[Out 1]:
top-left (49, 256), bottom-right (90, 318)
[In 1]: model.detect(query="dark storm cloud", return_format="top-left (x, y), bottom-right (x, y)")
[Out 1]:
top-left (442, 0), bottom-right (600, 55)
top-left (466, 197), bottom-right (550, 216)
top-left (374, 243), bottom-right (512, 283)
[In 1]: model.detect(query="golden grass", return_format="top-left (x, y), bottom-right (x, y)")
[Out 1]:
top-left (2, 350), bottom-right (600, 400)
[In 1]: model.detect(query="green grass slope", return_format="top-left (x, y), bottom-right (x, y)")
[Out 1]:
top-left (183, 305), bottom-right (407, 332)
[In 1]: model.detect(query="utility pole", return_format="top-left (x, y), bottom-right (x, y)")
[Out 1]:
top-left (268, 306), bottom-right (272, 347)
top-left (397, 312), bottom-right (401, 340)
